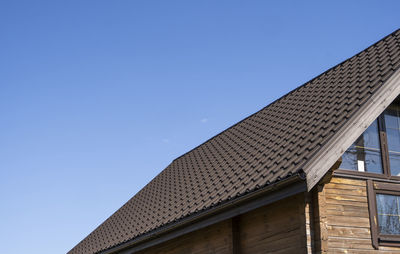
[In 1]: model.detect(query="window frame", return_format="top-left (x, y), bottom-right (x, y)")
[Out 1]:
top-left (336, 114), bottom-right (400, 181)
top-left (367, 180), bottom-right (400, 248)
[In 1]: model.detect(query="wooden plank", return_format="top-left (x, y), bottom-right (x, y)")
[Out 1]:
top-left (328, 177), bottom-right (367, 186)
top-left (325, 193), bottom-right (368, 203)
top-left (327, 215), bottom-right (370, 228)
top-left (325, 197), bottom-right (368, 207)
top-left (327, 248), bottom-right (379, 253)
top-left (324, 187), bottom-right (366, 196)
top-left (247, 230), bottom-right (302, 252)
top-left (328, 237), bottom-right (375, 250)
top-left (325, 202), bottom-right (369, 217)
top-left (325, 182), bottom-right (367, 191)
top-left (326, 203), bottom-right (370, 213)
top-left (328, 248), bottom-right (400, 253)
top-left (327, 225), bottom-right (371, 239)
top-left (325, 208), bottom-right (369, 217)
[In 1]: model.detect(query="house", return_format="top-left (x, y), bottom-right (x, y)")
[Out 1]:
top-left (69, 29), bottom-right (400, 253)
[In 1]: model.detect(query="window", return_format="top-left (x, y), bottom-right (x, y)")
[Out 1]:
top-left (367, 181), bottom-right (400, 248)
top-left (340, 98), bottom-right (400, 178)
top-left (340, 98), bottom-right (400, 248)
top-left (341, 119), bottom-right (383, 173)
top-left (376, 193), bottom-right (400, 235)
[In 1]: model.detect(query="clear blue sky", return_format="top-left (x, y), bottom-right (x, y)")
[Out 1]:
top-left (1, 1), bottom-right (399, 253)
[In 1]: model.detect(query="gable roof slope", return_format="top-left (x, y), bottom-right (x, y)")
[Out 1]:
top-left (70, 29), bottom-right (400, 254)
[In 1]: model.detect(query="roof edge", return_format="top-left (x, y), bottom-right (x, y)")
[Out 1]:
top-left (172, 29), bottom-right (400, 163)
top-left (304, 66), bottom-right (400, 191)
top-left (100, 174), bottom-right (306, 254)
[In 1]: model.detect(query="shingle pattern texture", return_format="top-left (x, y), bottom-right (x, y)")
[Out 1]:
top-left (70, 29), bottom-right (400, 254)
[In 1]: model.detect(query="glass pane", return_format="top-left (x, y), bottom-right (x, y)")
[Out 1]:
top-left (376, 194), bottom-right (400, 235)
top-left (385, 108), bottom-right (399, 129)
top-left (389, 152), bottom-right (400, 176)
top-left (355, 120), bottom-right (380, 149)
top-left (378, 215), bottom-right (400, 235)
top-left (364, 149), bottom-right (383, 174)
top-left (341, 119), bottom-right (382, 173)
top-left (377, 194), bottom-right (398, 214)
top-left (341, 145), bottom-right (357, 171)
top-left (387, 128), bottom-right (400, 152)
top-left (385, 106), bottom-right (400, 176)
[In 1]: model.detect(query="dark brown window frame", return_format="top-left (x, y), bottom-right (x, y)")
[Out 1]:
top-left (336, 114), bottom-right (400, 181)
top-left (367, 180), bottom-right (400, 249)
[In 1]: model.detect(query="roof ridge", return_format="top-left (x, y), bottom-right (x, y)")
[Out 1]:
top-left (172, 28), bottom-right (400, 163)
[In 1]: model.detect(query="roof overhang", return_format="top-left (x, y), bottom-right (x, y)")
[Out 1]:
top-left (100, 174), bottom-right (306, 254)
top-left (304, 66), bottom-right (400, 191)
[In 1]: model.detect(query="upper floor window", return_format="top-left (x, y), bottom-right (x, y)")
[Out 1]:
top-left (385, 104), bottom-right (400, 176)
top-left (341, 98), bottom-right (400, 177)
top-left (341, 119), bottom-right (383, 174)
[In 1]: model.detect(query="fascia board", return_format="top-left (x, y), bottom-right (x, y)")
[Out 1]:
top-left (305, 67), bottom-right (400, 191)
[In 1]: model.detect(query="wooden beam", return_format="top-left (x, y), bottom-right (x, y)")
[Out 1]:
top-left (367, 180), bottom-right (379, 249)
top-left (313, 184), bottom-right (328, 253)
top-left (231, 216), bottom-right (240, 254)
top-left (300, 192), bottom-right (314, 254)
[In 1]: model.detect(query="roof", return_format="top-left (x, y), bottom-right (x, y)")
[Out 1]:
top-left (69, 29), bottom-right (400, 254)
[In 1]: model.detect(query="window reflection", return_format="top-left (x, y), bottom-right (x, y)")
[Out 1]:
top-left (377, 194), bottom-right (400, 235)
top-left (385, 106), bottom-right (400, 176)
top-left (341, 120), bottom-right (383, 174)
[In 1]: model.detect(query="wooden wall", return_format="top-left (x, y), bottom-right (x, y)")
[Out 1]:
top-left (136, 175), bottom-right (400, 254)
top-left (135, 219), bottom-right (233, 254)
top-left (136, 194), bottom-right (309, 254)
top-left (239, 194), bottom-right (308, 254)
top-left (314, 176), bottom-right (400, 253)
top-left (232, 175), bottom-right (400, 253)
